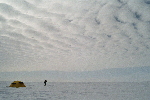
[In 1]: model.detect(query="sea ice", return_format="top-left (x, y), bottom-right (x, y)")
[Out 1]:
top-left (0, 81), bottom-right (150, 100)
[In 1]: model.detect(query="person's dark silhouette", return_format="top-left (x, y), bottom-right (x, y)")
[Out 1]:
top-left (44, 80), bottom-right (47, 86)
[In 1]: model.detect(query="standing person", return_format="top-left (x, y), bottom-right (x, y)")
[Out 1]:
top-left (44, 80), bottom-right (47, 86)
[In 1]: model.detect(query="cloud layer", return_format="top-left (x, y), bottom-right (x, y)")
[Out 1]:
top-left (0, 0), bottom-right (150, 72)
top-left (1, 66), bottom-right (150, 82)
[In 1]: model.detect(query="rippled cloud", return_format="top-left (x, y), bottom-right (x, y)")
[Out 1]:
top-left (0, 0), bottom-right (150, 72)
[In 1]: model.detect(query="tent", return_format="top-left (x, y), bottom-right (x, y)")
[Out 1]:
top-left (9, 81), bottom-right (26, 88)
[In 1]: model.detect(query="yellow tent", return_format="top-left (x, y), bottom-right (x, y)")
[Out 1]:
top-left (9, 81), bottom-right (26, 88)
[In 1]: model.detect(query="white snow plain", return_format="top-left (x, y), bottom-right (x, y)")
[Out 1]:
top-left (1, 81), bottom-right (150, 100)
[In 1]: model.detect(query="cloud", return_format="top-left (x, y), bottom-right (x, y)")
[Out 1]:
top-left (0, 3), bottom-right (20, 17)
top-left (0, 66), bottom-right (149, 82)
top-left (0, 0), bottom-right (150, 72)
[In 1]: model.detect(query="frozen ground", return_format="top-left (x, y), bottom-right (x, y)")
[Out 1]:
top-left (0, 81), bottom-right (150, 100)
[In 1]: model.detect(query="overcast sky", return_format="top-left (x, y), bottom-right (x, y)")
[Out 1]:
top-left (0, 0), bottom-right (150, 82)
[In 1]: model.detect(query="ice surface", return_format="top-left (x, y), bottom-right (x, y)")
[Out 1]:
top-left (0, 81), bottom-right (150, 100)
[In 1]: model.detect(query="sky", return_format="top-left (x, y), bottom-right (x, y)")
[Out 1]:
top-left (0, 0), bottom-right (150, 82)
